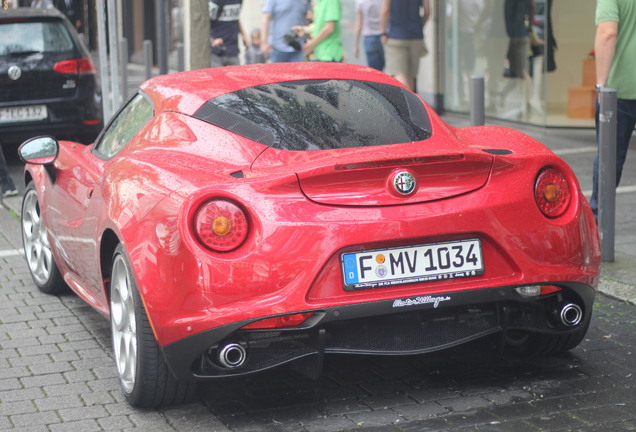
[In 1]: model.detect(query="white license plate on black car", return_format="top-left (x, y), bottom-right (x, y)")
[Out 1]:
top-left (0, 105), bottom-right (47, 124)
top-left (342, 239), bottom-right (484, 290)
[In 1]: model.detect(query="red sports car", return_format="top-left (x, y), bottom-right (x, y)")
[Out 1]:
top-left (19, 63), bottom-right (601, 408)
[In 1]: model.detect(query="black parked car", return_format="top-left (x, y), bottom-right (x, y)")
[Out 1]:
top-left (0, 8), bottom-right (102, 145)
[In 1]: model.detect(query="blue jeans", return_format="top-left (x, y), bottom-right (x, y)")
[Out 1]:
top-left (270, 49), bottom-right (305, 63)
top-left (0, 147), bottom-right (16, 193)
top-left (210, 54), bottom-right (240, 67)
top-left (590, 98), bottom-right (636, 218)
top-left (364, 35), bottom-right (385, 71)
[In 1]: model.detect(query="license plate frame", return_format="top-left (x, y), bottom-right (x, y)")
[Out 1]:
top-left (341, 238), bottom-right (484, 290)
top-left (0, 105), bottom-right (48, 124)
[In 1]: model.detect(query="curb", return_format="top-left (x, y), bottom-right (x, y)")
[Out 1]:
top-left (598, 278), bottom-right (636, 305)
top-left (1, 196), bottom-right (20, 221)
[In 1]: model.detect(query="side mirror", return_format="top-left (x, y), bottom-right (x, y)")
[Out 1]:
top-left (18, 136), bottom-right (59, 165)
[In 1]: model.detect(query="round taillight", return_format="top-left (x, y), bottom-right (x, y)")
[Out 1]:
top-left (194, 199), bottom-right (248, 252)
top-left (535, 167), bottom-right (571, 218)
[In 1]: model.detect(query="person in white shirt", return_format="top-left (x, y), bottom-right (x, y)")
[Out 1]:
top-left (31, 0), bottom-right (54, 8)
top-left (354, 0), bottom-right (385, 71)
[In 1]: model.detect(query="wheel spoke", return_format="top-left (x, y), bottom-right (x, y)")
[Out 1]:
top-left (34, 247), bottom-right (51, 281)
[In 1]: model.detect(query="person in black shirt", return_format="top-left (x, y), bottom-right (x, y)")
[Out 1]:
top-left (54, 0), bottom-right (81, 30)
top-left (209, 0), bottom-right (248, 67)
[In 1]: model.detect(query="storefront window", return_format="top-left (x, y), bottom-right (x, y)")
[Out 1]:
top-left (443, 0), bottom-right (595, 127)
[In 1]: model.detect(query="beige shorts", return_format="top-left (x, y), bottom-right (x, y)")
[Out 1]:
top-left (385, 38), bottom-right (427, 77)
top-left (506, 37), bottom-right (529, 78)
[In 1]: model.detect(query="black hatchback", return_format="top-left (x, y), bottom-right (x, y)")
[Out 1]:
top-left (0, 8), bottom-right (102, 145)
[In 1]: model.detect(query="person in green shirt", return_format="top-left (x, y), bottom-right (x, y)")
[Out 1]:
top-left (590, 0), bottom-right (636, 219)
top-left (295, 0), bottom-right (343, 62)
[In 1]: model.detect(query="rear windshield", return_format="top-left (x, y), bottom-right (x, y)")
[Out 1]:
top-left (0, 21), bottom-right (74, 56)
top-left (194, 79), bottom-right (431, 151)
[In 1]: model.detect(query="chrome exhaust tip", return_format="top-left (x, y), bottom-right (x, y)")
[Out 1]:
top-left (217, 343), bottom-right (247, 369)
top-left (559, 303), bottom-right (583, 327)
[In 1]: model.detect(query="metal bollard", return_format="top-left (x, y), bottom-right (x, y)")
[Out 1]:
top-left (119, 38), bottom-right (128, 100)
top-left (144, 40), bottom-right (153, 80)
top-left (107, 0), bottom-right (120, 109)
top-left (155, 0), bottom-right (168, 75)
top-left (470, 76), bottom-right (485, 126)
top-left (95, 0), bottom-right (111, 122)
top-left (177, 42), bottom-right (185, 72)
top-left (598, 87), bottom-right (617, 262)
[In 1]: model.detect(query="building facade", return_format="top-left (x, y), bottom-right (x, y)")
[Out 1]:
top-left (5, 0), bottom-right (597, 127)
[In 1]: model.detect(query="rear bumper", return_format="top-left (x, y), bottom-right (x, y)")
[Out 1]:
top-left (0, 93), bottom-right (102, 145)
top-left (161, 282), bottom-right (595, 381)
top-left (1, 120), bottom-right (101, 145)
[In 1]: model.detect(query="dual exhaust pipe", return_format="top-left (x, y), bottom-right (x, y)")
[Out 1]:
top-left (215, 304), bottom-right (583, 368)
top-left (556, 303), bottom-right (583, 327)
top-left (217, 342), bottom-right (247, 369)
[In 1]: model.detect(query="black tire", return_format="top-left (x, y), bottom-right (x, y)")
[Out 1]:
top-left (21, 181), bottom-right (67, 294)
top-left (505, 320), bottom-right (590, 356)
top-left (109, 244), bottom-right (197, 407)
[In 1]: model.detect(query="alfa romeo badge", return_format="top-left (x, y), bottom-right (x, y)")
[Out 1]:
top-left (393, 171), bottom-right (416, 195)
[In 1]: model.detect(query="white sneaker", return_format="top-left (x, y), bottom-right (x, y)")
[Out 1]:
top-left (2, 189), bottom-right (18, 197)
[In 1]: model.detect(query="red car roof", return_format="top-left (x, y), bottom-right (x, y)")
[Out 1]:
top-left (140, 62), bottom-right (403, 116)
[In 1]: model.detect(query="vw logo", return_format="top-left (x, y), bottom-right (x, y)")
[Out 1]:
top-left (393, 171), bottom-right (417, 195)
top-left (8, 65), bottom-right (22, 81)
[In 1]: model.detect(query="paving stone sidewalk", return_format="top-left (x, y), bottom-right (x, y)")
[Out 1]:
top-left (2, 196), bottom-right (636, 431)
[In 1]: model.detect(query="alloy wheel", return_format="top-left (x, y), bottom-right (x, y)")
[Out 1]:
top-left (22, 190), bottom-right (54, 285)
top-left (110, 254), bottom-right (138, 394)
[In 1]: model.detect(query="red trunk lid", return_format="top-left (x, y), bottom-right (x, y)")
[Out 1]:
top-left (251, 140), bottom-right (494, 207)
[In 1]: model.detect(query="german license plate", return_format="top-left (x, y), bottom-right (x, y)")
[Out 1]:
top-left (342, 238), bottom-right (484, 290)
top-left (0, 105), bottom-right (47, 124)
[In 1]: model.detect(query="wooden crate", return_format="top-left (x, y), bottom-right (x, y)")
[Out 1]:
top-left (567, 86), bottom-right (595, 119)
top-left (582, 58), bottom-right (596, 86)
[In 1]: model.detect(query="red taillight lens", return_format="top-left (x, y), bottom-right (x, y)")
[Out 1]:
top-left (540, 285), bottom-right (562, 295)
top-left (535, 167), bottom-right (571, 218)
top-left (0, 18), bottom-right (27, 23)
top-left (53, 57), bottom-right (96, 75)
top-left (194, 199), bottom-right (248, 252)
top-left (242, 312), bottom-right (314, 330)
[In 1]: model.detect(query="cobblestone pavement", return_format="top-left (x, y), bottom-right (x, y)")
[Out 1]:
top-left (1, 198), bottom-right (636, 432)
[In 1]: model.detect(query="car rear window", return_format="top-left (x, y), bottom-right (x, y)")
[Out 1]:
top-left (194, 79), bottom-right (431, 151)
top-left (0, 21), bottom-right (74, 55)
